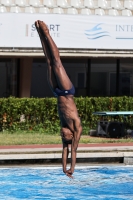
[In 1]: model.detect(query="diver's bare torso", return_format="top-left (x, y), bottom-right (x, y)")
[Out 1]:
top-left (57, 95), bottom-right (80, 132)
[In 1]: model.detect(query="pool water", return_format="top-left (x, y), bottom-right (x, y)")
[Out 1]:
top-left (0, 165), bottom-right (133, 200)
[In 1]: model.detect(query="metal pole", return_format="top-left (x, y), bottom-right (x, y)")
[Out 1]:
top-left (86, 59), bottom-right (91, 96)
top-left (116, 59), bottom-right (120, 96)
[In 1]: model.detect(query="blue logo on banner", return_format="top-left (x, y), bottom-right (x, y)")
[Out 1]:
top-left (85, 23), bottom-right (110, 40)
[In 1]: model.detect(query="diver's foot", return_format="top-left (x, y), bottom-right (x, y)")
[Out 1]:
top-left (35, 20), bottom-right (49, 37)
top-left (35, 20), bottom-right (47, 48)
top-left (35, 20), bottom-right (51, 65)
top-left (35, 20), bottom-right (41, 38)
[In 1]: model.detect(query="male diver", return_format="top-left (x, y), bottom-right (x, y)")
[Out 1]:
top-left (35, 20), bottom-right (82, 178)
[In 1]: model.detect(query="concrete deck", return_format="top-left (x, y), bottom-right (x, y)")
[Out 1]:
top-left (0, 143), bottom-right (133, 165)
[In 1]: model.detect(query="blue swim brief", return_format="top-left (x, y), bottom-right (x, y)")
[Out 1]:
top-left (53, 85), bottom-right (75, 97)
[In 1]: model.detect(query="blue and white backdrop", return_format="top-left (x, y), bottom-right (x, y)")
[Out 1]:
top-left (0, 13), bottom-right (133, 49)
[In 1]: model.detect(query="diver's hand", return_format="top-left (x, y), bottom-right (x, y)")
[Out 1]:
top-left (65, 169), bottom-right (74, 179)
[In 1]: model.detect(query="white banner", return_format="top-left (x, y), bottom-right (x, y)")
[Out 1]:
top-left (0, 13), bottom-right (133, 49)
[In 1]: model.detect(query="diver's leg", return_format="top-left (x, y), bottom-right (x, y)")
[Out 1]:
top-left (35, 21), bottom-right (57, 91)
top-left (37, 20), bottom-right (73, 90)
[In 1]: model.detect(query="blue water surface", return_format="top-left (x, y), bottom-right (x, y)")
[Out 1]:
top-left (0, 165), bottom-right (133, 200)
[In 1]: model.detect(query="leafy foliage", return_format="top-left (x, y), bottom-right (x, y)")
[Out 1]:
top-left (0, 96), bottom-right (133, 134)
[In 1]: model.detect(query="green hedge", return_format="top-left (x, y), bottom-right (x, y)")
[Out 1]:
top-left (0, 96), bottom-right (133, 134)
